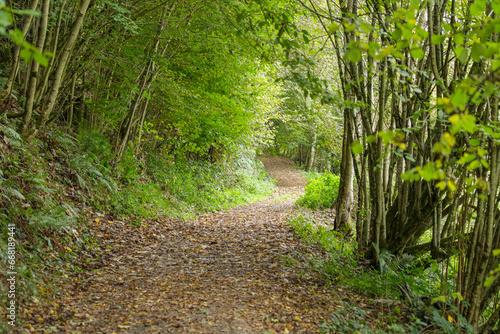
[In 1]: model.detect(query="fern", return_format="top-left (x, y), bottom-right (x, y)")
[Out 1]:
top-left (55, 133), bottom-right (78, 148)
top-left (0, 124), bottom-right (22, 147)
top-left (387, 253), bottom-right (416, 273)
top-left (29, 205), bottom-right (76, 230)
top-left (373, 244), bottom-right (416, 274)
top-left (4, 187), bottom-right (25, 200)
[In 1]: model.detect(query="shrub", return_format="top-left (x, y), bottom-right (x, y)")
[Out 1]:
top-left (296, 173), bottom-right (340, 210)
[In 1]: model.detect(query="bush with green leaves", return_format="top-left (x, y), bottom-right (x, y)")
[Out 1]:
top-left (296, 172), bottom-right (340, 210)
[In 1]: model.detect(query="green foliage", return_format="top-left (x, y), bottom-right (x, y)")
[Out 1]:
top-left (0, 2), bottom-right (49, 66)
top-left (289, 215), bottom-right (354, 256)
top-left (288, 215), bottom-right (455, 331)
top-left (72, 132), bottom-right (275, 219)
top-left (77, 131), bottom-right (114, 165)
top-left (296, 172), bottom-right (339, 210)
top-left (404, 305), bottom-right (475, 334)
top-left (484, 249), bottom-right (500, 288)
top-left (0, 125), bottom-right (78, 231)
top-left (136, 149), bottom-right (275, 218)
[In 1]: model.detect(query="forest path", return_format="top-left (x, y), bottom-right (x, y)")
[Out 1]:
top-left (23, 156), bottom-right (344, 333)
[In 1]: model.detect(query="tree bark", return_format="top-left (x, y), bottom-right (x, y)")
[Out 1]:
top-left (333, 109), bottom-right (354, 234)
top-left (0, 0), bottom-right (40, 107)
top-left (20, 0), bottom-right (49, 137)
top-left (27, 0), bottom-right (91, 141)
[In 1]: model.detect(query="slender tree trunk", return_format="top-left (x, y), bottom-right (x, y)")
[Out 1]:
top-left (0, 0), bottom-right (40, 107)
top-left (67, 72), bottom-right (77, 130)
top-left (20, 0), bottom-right (49, 137)
top-left (307, 130), bottom-right (317, 171)
top-left (27, 0), bottom-right (91, 140)
top-left (35, 0), bottom-right (68, 106)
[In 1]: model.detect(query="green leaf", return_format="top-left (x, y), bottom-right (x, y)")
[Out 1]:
top-left (470, 3), bottom-right (485, 17)
top-left (462, 114), bottom-right (477, 133)
top-left (346, 46), bottom-right (362, 63)
top-left (454, 47), bottom-right (468, 64)
top-left (458, 153), bottom-right (475, 164)
top-left (471, 43), bottom-right (485, 62)
top-left (442, 132), bottom-right (456, 147)
top-left (421, 162), bottom-right (436, 181)
top-left (379, 131), bottom-right (394, 145)
top-left (491, 59), bottom-right (500, 71)
top-left (493, 249), bottom-right (500, 256)
top-left (351, 140), bottom-right (364, 154)
top-left (493, 1), bottom-right (500, 15)
top-left (467, 160), bottom-right (481, 170)
top-left (416, 28), bottom-right (429, 39)
top-left (405, 154), bottom-right (416, 162)
top-left (449, 114), bottom-right (460, 125)
top-left (401, 169), bottom-right (420, 182)
top-left (32, 50), bottom-right (48, 67)
top-left (478, 149), bottom-right (487, 157)
top-left (436, 181), bottom-right (446, 190)
top-left (396, 39), bottom-right (409, 50)
top-left (431, 35), bottom-right (445, 44)
top-left (484, 275), bottom-right (496, 287)
top-left (470, 139), bottom-right (480, 146)
top-left (410, 47), bottom-right (424, 59)
top-left (327, 23), bottom-right (340, 34)
top-left (392, 28), bottom-right (402, 40)
top-left (12, 9), bottom-right (40, 16)
top-left (411, 85), bottom-right (422, 94)
top-left (0, 9), bottom-right (12, 27)
top-left (454, 34), bottom-right (464, 45)
top-left (481, 159), bottom-right (490, 169)
top-left (20, 47), bottom-right (33, 63)
top-left (9, 28), bottom-right (23, 45)
top-left (431, 296), bottom-right (446, 304)
top-left (450, 90), bottom-right (467, 107)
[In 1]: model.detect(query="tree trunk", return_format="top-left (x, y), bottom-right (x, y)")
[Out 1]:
top-left (333, 110), bottom-right (354, 234)
top-left (20, 0), bottom-right (49, 137)
top-left (67, 72), bottom-right (77, 131)
top-left (0, 0), bottom-right (40, 107)
top-left (307, 130), bottom-right (317, 171)
top-left (27, 0), bottom-right (91, 140)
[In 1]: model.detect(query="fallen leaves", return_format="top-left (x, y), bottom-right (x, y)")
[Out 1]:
top-left (18, 156), bottom-right (347, 333)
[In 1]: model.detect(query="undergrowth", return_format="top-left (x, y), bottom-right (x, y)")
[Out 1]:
top-left (296, 172), bottom-right (340, 210)
top-left (288, 214), bottom-right (475, 333)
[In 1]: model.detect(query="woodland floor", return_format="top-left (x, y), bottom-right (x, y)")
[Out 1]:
top-left (18, 156), bottom-right (383, 333)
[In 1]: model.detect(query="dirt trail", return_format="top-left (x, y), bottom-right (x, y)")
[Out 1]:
top-left (258, 155), bottom-right (307, 188)
top-left (22, 156), bottom-right (343, 333)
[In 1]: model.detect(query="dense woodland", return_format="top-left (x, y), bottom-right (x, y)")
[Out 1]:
top-left (1, 0), bottom-right (500, 332)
